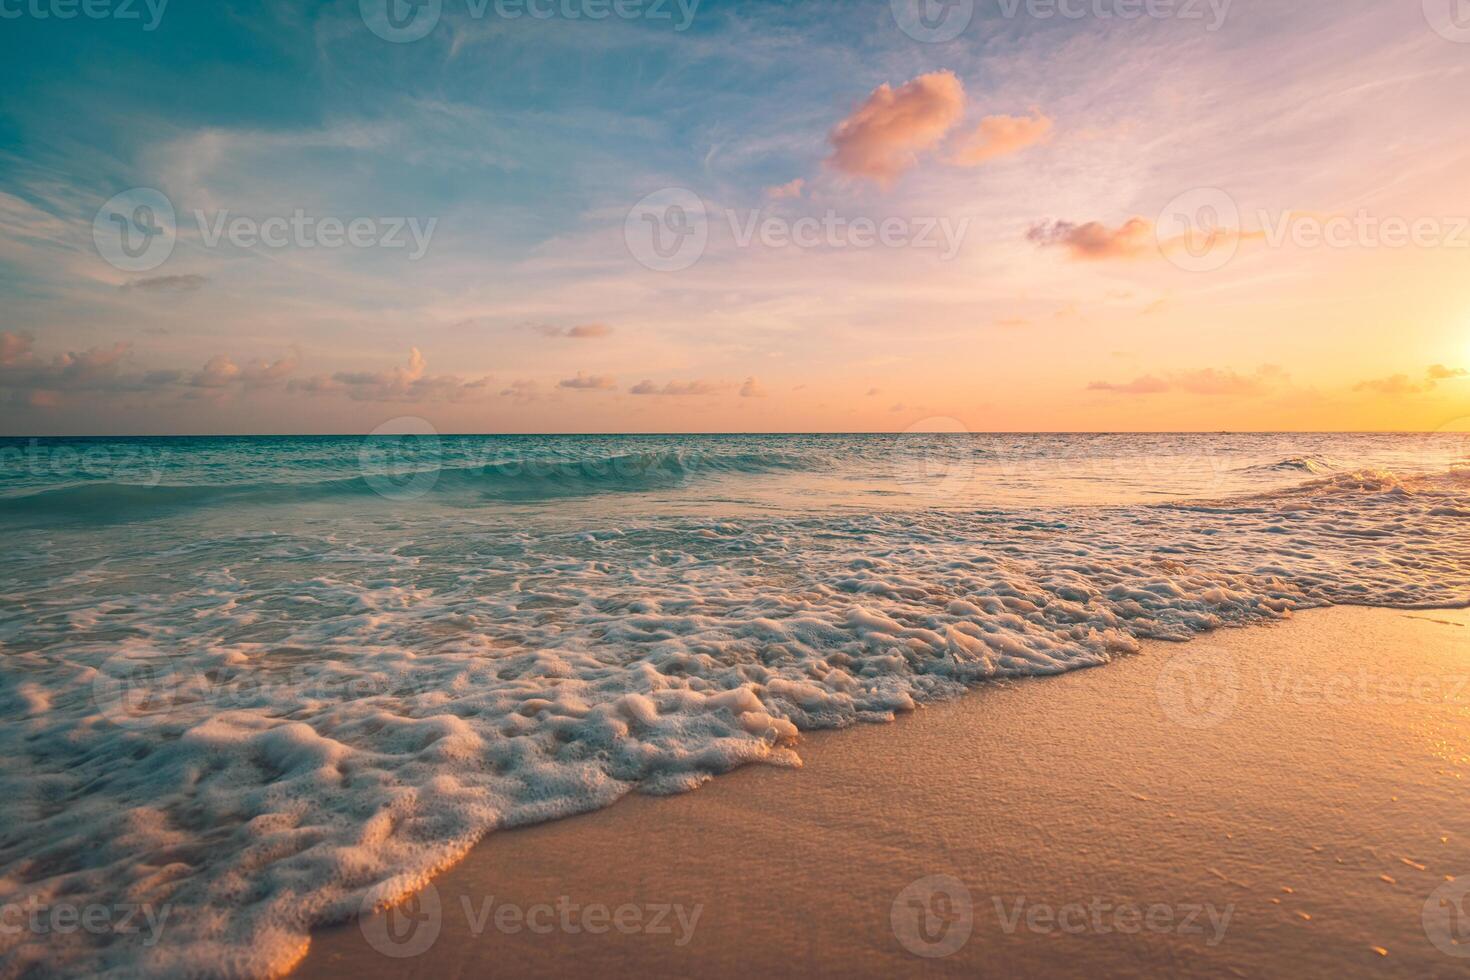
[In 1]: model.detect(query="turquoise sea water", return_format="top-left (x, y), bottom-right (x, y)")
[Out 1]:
top-left (1, 431), bottom-right (1466, 512)
top-left (1, 432), bottom-right (1468, 975)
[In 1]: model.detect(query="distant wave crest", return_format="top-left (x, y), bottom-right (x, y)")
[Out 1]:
top-left (0, 449), bottom-right (821, 520)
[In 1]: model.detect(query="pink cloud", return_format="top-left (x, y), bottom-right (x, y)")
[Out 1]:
top-left (567, 323), bottom-right (612, 338)
top-left (54, 343), bottom-right (131, 378)
top-left (241, 354), bottom-right (298, 387)
top-left (629, 379), bottom-right (729, 396)
top-left (500, 379), bottom-right (545, 402)
top-left (537, 323), bottom-right (613, 339)
top-left (121, 274), bottom-right (209, 293)
top-left (1354, 364), bottom-right (1467, 396)
top-left (293, 348), bottom-right (488, 402)
top-left (827, 71), bottom-right (967, 186)
top-left (1089, 367), bottom-right (1286, 396)
top-left (1087, 374), bottom-right (1170, 395)
top-left (191, 354), bottom-right (242, 388)
top-left (186, 352), bottom-right (296, 400)
top-left (559, 372), bottom-right (617, 391)
top-left (947, 109), bottom-right (1053, 166)
top-left (1355, 374), bottom-right (1425, 396)
top-left (0, 339), bottom-right (133, 406)
top-left (766, 179), bottom-right (805, 200)
top-left (1028, 218), bottom-right (1154, 260)
top-left (1, 331), bottom-right (34, 365)
top-left (0, 339), bottom-right (487, 409)
top-left (739, 377), bottom-right (766, 398)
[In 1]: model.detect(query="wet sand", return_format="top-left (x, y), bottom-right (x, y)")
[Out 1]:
top-left (298, 606), bottom-right (1470, 978)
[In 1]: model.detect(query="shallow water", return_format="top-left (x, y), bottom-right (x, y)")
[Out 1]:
top-left (1, 433), bottom-right (1468, 976)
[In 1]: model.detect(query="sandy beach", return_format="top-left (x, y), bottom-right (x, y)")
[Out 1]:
top-left (298, 605), bottom-right (1470, 978)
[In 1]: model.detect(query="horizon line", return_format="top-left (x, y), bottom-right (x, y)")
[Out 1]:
top-left (0, 430), bottom-right (1460, 439)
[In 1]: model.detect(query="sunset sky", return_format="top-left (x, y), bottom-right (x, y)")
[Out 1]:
top-left (2, 0), bottom-right (1469, 434)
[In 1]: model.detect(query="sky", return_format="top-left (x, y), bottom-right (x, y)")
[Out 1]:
top-left (2, 0), bottom-right (1470, 434)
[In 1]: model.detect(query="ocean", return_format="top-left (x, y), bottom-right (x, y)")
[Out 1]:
top-left (2, 432), bottom-right (1468, 976)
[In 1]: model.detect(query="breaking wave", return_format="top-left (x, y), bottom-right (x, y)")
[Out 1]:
top-left (0, 449), bottom-right (820, 521)
top-left (1240, 454), bottom-right (1339, 475)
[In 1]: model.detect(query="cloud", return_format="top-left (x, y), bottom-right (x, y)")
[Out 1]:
top-left (1, 331), bottom-right (34, 365)
top-left (243, 354), bottom-right (298, 387)
top-left (629, 378), bottom-right (729, 396)
top-left (1353, 374), bottom-right (1424, 396)
top-left (187, 352), bottom-right (297, 400)
top-left (0, 339), bottom-right (139, 405)
top-left (0, 338), bottom-right (483, 409)
top-left (286, 375), bottom-right (342, 396)
top-left (946, 110), bottom-right (1053, 166)
top-left (766, 179), bottom-right (805, 200)
top-left (559, 372), bottom-right (617, 391)
top-left (1029, 217), bottom-right (1261, 263)
top-left (293, 348), bottom-right (489, 402)
top-left (1089, 367), bottom-right (1286, 396)
top-left (827, 71), bottom-right (967, 186)
top-left (122, 274), bottom-right (209, 293)
top-left (191, 354), bottom-right (242, 388)
top-left (0, 340), bottom-right (132, 391)
top-left (536, 323), bottom-right (613, 339)
top-left (0, 336), bottom-right (305, 408)
top-left (333, 347), bottom-right (425, 387)
top-left (1354, 364), bottom-right (1467, 396)
top-left (624, 377), bottom-right (767, 397)
top-left (1087, 374), bottom-right (1170, 395)
top-left (55, 343), bottom-right (131, 378)
top-left (500, 379), bottom-right (545, 402)
top-left (1027, 218), bottom-right (1154, 260)
top-left (566, 323), bottom-right (612, 339)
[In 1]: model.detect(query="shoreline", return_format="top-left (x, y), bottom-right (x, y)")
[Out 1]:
top-left (298, 605), bottom-right (1470, 978)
